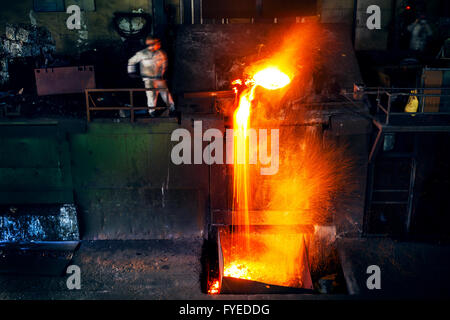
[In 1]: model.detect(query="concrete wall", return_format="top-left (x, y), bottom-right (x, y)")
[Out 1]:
top-left (0, 120), bottom-right (76, 204)
top-left (354, 0), bottom-right (392, 50)
top-left (70, 119), bottom-right (217, 240)
top-left (319, 0), bottom-right (398, 50)
top-left (319, 0), bottom-right (355, 24)
top-left (0, 118), bottom-right (225, 240)
top-left (0, 0), bottom-right (152, 54)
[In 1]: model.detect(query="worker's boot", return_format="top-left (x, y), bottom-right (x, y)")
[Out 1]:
top-left (160, 108), bottom-right (170, 117)
top-left (168, 105), bottom-right (176, 117)
top-left (119, 109), bottom-right (126, 118)
top-left (169, 107), bottom-right (177, 117)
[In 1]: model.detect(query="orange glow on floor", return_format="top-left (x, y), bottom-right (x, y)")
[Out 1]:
top-left (207, 280), bottom-right (220, 294)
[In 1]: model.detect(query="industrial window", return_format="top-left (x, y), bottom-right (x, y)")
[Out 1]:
top-left (33, 0), bottom-right (65, 12)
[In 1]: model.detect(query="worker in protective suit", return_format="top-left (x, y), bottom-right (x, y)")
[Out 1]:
top-left (407, 17), bottom-right (432, 52)
top-left (127, 37), bottom-right (175, 116)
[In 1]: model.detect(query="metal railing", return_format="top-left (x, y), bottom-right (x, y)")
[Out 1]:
top-left (355, 86), bottom-right (450, 125)
top-left (85, 88), bottom-right (169, 122)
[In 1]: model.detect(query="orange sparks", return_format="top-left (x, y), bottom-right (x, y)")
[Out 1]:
top-left (207, 280), bottom-right (220, 295)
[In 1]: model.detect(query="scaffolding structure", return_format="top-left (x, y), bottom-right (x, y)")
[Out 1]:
top-left (360, 85), bottom-right (450, 236)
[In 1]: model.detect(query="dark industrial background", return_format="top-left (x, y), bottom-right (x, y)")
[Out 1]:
top-left (0, 0), bottom-right (449, 299)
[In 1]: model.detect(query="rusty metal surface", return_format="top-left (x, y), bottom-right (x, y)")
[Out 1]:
top-left (422, 69), bottom-right (443, 112)
top-left (35, 66), bottom-right (96, 96)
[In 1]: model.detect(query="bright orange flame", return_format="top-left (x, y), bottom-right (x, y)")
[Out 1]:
top-left (224, 263), bottom-right (251, 280)
top-left (253, 67), bottom-right (291, 90)
top-left (207, 280), bottom-right (220, 294)
top-left (235, 93), bottom-right (251, 127)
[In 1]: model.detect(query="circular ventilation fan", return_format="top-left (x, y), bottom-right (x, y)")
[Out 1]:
top-left (113, 13), bottom-right (152, 39)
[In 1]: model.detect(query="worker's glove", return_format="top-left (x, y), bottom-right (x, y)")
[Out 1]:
top-left (127, 65), bottom-right (140, 78)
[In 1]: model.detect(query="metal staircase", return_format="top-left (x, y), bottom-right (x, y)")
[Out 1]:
top-left (359, 86), bottom-right (450, 236)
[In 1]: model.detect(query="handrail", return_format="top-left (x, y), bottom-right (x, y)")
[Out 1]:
top-left (85, 88), bottom-right (169, 122)
top-left (354, 86), bottom-right (450, 125)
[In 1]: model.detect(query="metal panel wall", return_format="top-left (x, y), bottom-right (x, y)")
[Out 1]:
top-left (34, 66), bottom-right (96, 96)
top-left (0, 122), bottom-right (74, 204)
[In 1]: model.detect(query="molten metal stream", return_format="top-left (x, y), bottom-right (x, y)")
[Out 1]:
top-left (232, 85), bottom-right (255, 251)
top-left (227, 67), bottom-right (292, 281)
